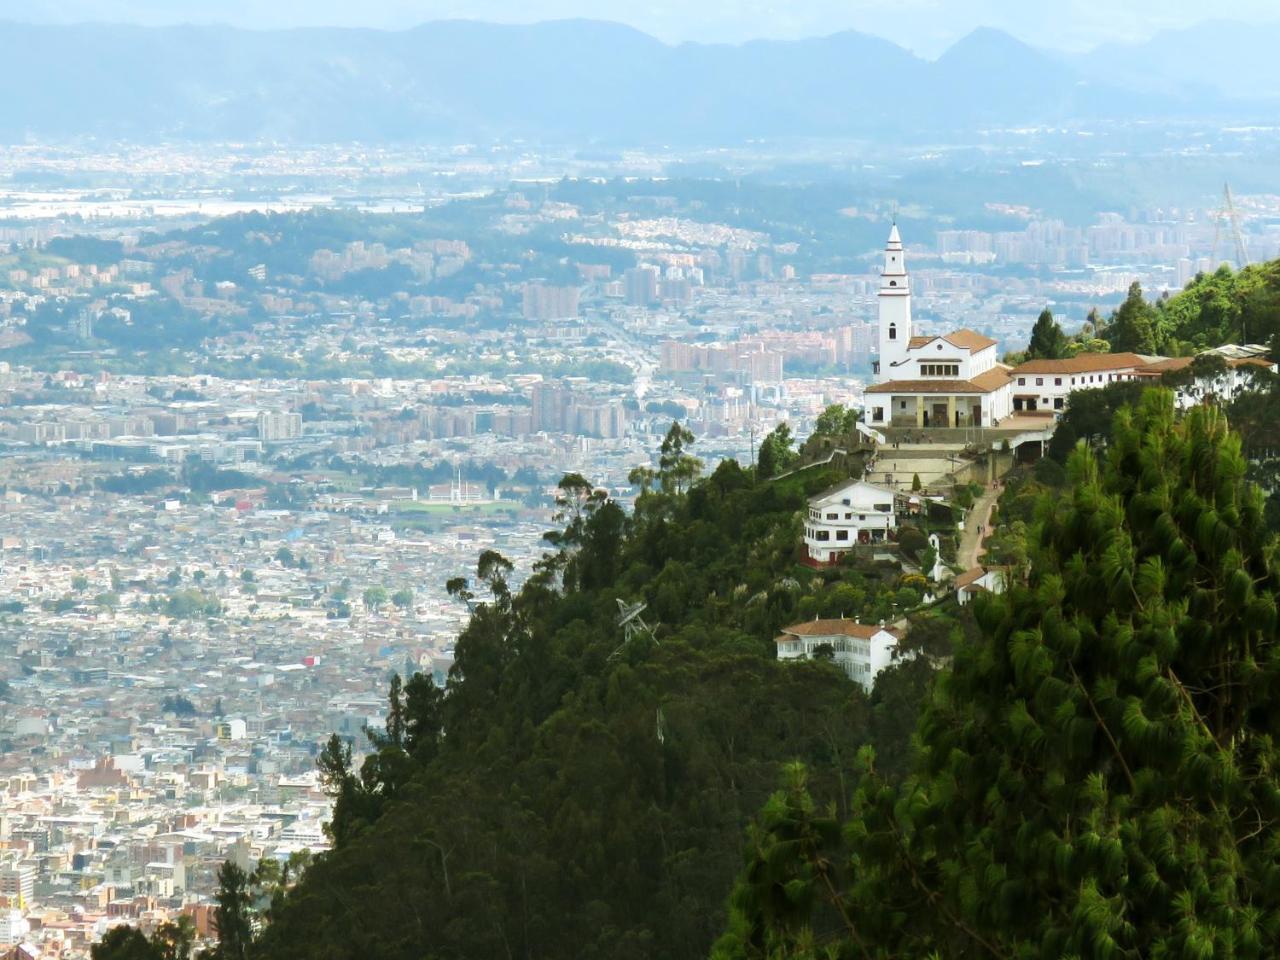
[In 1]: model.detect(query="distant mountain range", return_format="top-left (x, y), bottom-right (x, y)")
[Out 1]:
top-left (0, 18), bottom-right (1273, 143)
top-left (1071, 20), bottom-right (1280, 101)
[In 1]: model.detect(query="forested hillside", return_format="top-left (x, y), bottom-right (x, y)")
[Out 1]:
top-left (214, 426), bottom-right (949, 960)
top-left (715, 391), bottom-right (1280, 957)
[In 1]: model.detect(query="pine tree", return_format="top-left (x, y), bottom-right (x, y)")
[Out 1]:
top-left (212, 861), bottom-right (253, 960)
top-left (713, 764), bottom-right (852, 960)
top-left (1109, 281), bottom-right (1160, 354)
top-left (1027, 307), bottom-right (1067, 360)
top-left (384, 672), bottom-right (405, 748)
top-left (757, 424), bottom-right (798, 480)
top-left (722, 389), bottom-right (1280, 958)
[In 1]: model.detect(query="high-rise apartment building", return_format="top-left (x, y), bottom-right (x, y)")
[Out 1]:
top-left (522, 283), bottom-right (581, 320)
top-left (257, 411), bottom-right (303, 442)
top-left (624, 267), bottom-right (658, 306)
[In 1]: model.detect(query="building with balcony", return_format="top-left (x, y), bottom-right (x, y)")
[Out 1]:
top-left (803, 479), bottom-right (897, 564)
top-left (774, 618), bottom-right (901, 691)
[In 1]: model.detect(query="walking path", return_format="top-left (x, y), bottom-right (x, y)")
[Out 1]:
top-left (956, 484), bottom-right (1001, 571)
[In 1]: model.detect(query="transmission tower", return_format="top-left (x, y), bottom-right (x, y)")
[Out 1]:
top-left (1211, 182), bottom-right (1251, 269)
top-left (610, 599), bottom-right (656, 659)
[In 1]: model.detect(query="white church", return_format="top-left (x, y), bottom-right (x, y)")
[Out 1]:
top-left (864, 225), bottom-right (1015, 428)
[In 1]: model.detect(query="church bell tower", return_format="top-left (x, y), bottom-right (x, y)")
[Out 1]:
top-left (875, 223), bottom-right (912, 383)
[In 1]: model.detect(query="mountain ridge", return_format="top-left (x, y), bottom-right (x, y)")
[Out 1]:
top-left (0, 18), bottom-right (1270, 143)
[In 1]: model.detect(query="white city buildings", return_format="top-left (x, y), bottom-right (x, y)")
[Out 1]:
top-left (803, 479), bottom-right (898, 564)
top-left (774, 618), bottom-right (900, 691)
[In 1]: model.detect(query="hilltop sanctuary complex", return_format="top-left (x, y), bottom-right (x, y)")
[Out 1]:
top-left (860, 225), bottom-right (1275, 428)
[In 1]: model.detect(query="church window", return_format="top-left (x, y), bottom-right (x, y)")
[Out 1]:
top-left (888, 323), bottom-right (897, 340)
top-left (889, 280), bottom-right (897, 287)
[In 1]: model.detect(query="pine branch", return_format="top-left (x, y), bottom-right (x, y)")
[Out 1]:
top-left (1068, 661), bottom-right (1138, 793)
top-left (886, 815), bottom-right (1011, 960)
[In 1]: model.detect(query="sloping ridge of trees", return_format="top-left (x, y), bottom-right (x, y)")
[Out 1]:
top-left (715, 389), bottom-right (1280, 957)
top-left (201, 424), bottom-right (931, 960)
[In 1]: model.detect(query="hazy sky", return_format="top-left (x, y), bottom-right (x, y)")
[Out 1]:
top-left (6, 0), bottom-right (1280, 56)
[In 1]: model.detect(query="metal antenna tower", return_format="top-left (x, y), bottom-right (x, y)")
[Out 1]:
top-left (610, 599), bottom-right (656, 658)
top-left (1211, 182), bottom-right (1250, 269)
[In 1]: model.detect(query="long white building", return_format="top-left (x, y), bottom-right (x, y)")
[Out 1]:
top-left (1009, 352), bottom-right (1154, 413)
top-left (774, 618), bottom-right (901, 691)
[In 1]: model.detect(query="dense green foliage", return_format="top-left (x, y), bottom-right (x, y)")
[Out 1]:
top-left (718, 390), bottom-right (1280, 958)
top-left (1101, 262), bottom-right (1280, 356)
top-left (757, 424), bottom-right (799, 479)
top-left (240, 424), bottom-right (941, 960)
top-left (1046, 380), bottom-right (1147, 464)
top-left (91, 918), bottom-right (194, 960)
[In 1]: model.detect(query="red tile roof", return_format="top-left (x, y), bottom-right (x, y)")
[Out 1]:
top-left (1012, 352), bottom-right (1149, 375)
top-left (866, 366), bottom-right (1013, 395)
top-left (776, 618), bottom-right (897, 640)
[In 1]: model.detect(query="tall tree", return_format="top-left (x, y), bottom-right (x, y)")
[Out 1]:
top-left (659, 420), bottom-right (702, 494)
top-left (1108, 280), bottom-right (1160, 354)
top-left (757, 424), bottom-right (797, 480)
top-left (212, 861), bottom-right (253, 960)
top-left (813, 404), bottom-right (860, 438)
top-left (151, 917), bottom-right (195, 960)
top-left (384, 673), bottom-right (405, 748)
top-left (1026, 307), bottom-right (1067, 360)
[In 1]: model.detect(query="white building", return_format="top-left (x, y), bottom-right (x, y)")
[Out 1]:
top-left (0, 909), bottom-right (30, 947)
top-left (257, 411), bottom-right (303, 442)
top-left (774, 618), bottom-right (901, 691)
top-left (0, 864), bottom-right (34, 909)
top-left (954, 565), bottom-right (1009, 605)
top-left (866, 225), bottom-right (1014, 427)
top-left (1008, 352), bottom-right (1153, 413)
top-left (1011, 344), bottom-right (1275, 415)
top-left (804, 479), bottom-right (898, 564)
top-left (1141, 344), bottom-right (1276, 410)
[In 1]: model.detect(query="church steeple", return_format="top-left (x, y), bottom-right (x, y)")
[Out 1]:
top-left (881, 223), bottom-right (908, 287)
top-left (875, 223), bottom-right (912, 383)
